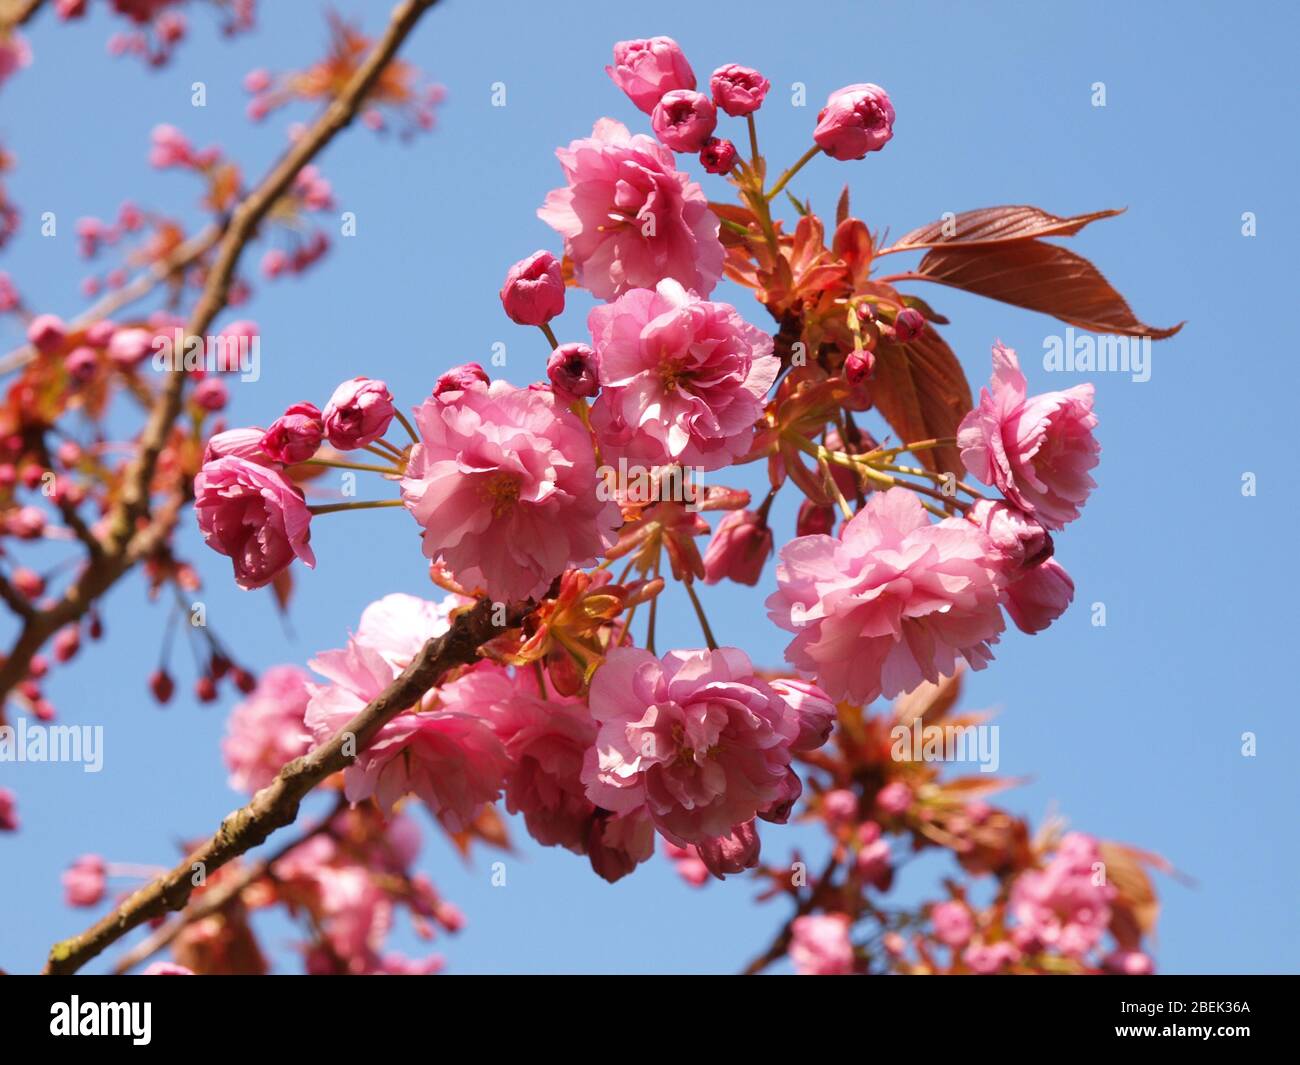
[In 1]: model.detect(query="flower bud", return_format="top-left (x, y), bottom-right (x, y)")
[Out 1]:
top-left (797, 499), bottom-right (836, 537)
top-left (322, 377), bottom-right (394, 450)
top-left (710, 64), bottom-right (770, 117)
top-left (702, 509), bottom-right (772, 586)
top-left (545, 343), bottom-right (600, 399)
top-left (27, 314), bottom-right (67, 354)
top-left (844, 348), bottom-right (875, 385)
top-left (149, 669), bottom-right (175, 705)
top-left (261, 401), bottom-right (324, 464)
top-left (433, 362), bottom-right (490, 397)
top-left (814, 83), bottom-right (895, 161)
top-left (606, 37), bottom-right (695, 114)
top-left (651, 89), bottom-right (717, 153)
top-left (894, 307), bottom-right (926, 342)
top-left (499, 250), bottom-right (565, 326)
top-left (699, 137), bottom-right (738, 175)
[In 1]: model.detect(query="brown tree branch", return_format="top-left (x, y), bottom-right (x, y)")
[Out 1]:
top-left (0, 0), bottom-right (44, 31)
top-left (0, 0), bottom-right (442, 705)
top-left (45, 596), bottom-right (526, 975)
top-left (110, 794), bottom-right (348, 975)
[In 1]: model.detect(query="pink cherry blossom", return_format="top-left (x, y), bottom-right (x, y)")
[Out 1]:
top-left (651, 89), bottom-right (717, 153)
top-left (538, 119), bottom-right (723, 300)
top-left (0, 787), bottom-right (16, 831)
top-left (662, 839), bottom-right (711, 887)
top-left (582, 646), bottom-right (801, 844)
top-left (63, 854), bottom-right (107, 907)
top-left (710, 64), bottom-right (770, 117)
top-left (789, 913), bottom-right (855, 975)
top-left (304, 596), bottom-right (510, 831)
top-left (769, 678), bottom-right (836, 752)
top-left (958, 343), bottom-right (1100, 530)
top-left (261, 402), bottom-right (324, 464)
top-left (587, 280), bottom-right (778, 471)
top-left (694, 819), bottom-right (761, 878)
top-left (605, 37), bottom-right (695, 114)
top-left (194, 456), bottom-right (315, 590)
top-left (322, 377), bottom-right (395, 451)
top-left (499, 250), bottom-right (565, 326)
top-left (222, 665), bottom-right (314, 793)
top-left (1010, 832), bottom-right (1116, 959)
top-left (931, 900), bottom-right (975, 947)
top-left (399, 378), bottom-right (621, 602)
top-left (767, 488), bottom-right (1005, 704)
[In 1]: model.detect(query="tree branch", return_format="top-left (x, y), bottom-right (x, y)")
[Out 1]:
top-left (0, 0), bottom-right (442, 706)
top-left (44, 595), bottom-right (526, 975)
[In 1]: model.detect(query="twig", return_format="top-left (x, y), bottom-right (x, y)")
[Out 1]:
top-left (44, 595), bottom-right (525, 975)
top-left (0, 0), bottom-right (443, 706)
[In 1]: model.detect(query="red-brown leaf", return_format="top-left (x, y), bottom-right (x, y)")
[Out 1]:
top-left (871, 327), bottom-right (972, 476)
top-left (910, 240), bottom-right (1183, 338)
top-left (883, 205), bottom-right (1124, 253)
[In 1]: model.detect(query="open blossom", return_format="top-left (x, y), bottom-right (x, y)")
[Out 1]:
top-left (1010, 832), bottom-right (1116, 958)
top-left (582, 646), bottom-right (801, 844)
top-left (767, 488), bottom-right (1005, 704)
top-left (606, 36), bottom-right (695, 114)
top-left (399, 378), bottom-right (620, 602)
top-left (538, 119), bottom-right (724, 300)
top-left (470, 673), bottom-right (599, 853)
top-left (651, 89), bottom-right (717, 153)
top-left (789, 914), bottom-right (855, 976)
top-left (305, 595), bottom-right (509, 831)
top-left (587, 280), bottom-right (779, 470)
top-left (195, 456), bottom-right (315, 590)
top-left (813, 83), bottom-right (895, 161)
top-left (322, 377), bottom-right (395, 450)
top-left (222, 665), bottom-right (313, 793)
top-left (958, 343), bottom-right (1100, 530)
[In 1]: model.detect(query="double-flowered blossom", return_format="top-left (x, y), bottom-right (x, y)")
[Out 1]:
top-left (789, 913), bottom-right (856, 976)
top-left (767, 488), bottom-right (1005, 704)
top-left (304, 594), bottom-right (510, 831)
top-left (587, 279), bottom-right (779, 470)
top-left (1010, 832), bottom-right (1116, 958)
top-left (581, 646), bottom-right (827, 845)
top-left (399, 376), bottom-right (621, 601)
top-left (194, 456), bottom-right (315, 590)
top-left (958, 343), bottom-right (1100, 530)
top-left (605, 36), bottom-right (695, 114)
top-left (538, 120), bottom-right (724, 299)
top-left (222, 665), bottom-right (314, 793)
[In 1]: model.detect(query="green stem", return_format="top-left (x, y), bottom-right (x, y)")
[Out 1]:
top-left (683, 579), bottom-right (719, 651)
top-left (307, 499), bottom-right (405, 516)
top-left (747, 113), bottom-right (761, 172)
top-left (302, 457), bottom-right (401, 475)
top-left (766, 145), bottom-right (821, 202)
top-left (393, 408), bottom-right (420, 446)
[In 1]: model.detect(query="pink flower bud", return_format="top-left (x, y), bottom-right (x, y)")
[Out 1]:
top-left (192, 376), bottom-right (228, 412)
top-left (894, 307), bottom-right (926, 342)
top-left (814, 83), bottom-right (895, 161)
top-left (195, 675), bottom-right (218, 703)
top-left (1104, 950), bottom-right (1155, 976)
top-left (695, 820), bottom-right (762, 879)
top-left (499, 250), bottom-right (565, 326)
top-left (64, 345), bottom-right (98, 382)
top-left (202, 427), bottom-right (276, 467)
top-left (875, 780), bottom-right (913, 816)
top-left (822, 788), bottom-right (859, 824)
top-left (606, 36), bottom-right (695, 114)
top-left (261, 401), bottom-right (323, 464)
top-left (699, 137), bottom-right (738, 175)
top-left (0, 788), bottom-right (17, 832)
top-left (710, 64), bottom-right (770, 116)
top-left (322, 377), bottom-right (394, 450)
top-left (546, 343), bottom-right (600, 399)
top-left (27, 313), bottom-right (67, 354)
top-left (797, 499), bottom-right (836, 537)
top-left (12, 567), bottom-right (43, 598)
top-left (771, 678), bottom-right (836, 752)
top-left (966, 499), bottom-right (1053, 572)
top-left (53, 625), bottom-right (80, 663)
top-left (702, 508), bottom-right (772, 585)
top-left (107, 326), bottom-right (153, 367)
top-left (62, 854), bottom-right (106, 907)
top-left (9, 505), bottom-right (46, 539)
top-left (433, 362), bottom-right (490, 397)
top-left (1002, 557), bottom-right (1074, 635)
top-left (651, 89), bottom-right (717, 153)
top-left (149, 669), bottom-right (175, 704)
top-left (931, 900), bottom-right (975, 948)
top-left (844, 348), bottom-right (875, 385)
top-left (83, 319), bottom-right (116, 346)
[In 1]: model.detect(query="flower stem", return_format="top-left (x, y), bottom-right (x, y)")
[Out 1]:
top-left (302, 457), bottom-right (401, 475)
top-left (747, 113), bottom-right (761, 172)
top-left (393, 408), bottom-right (420, 446)
top-left (307, 499), bottom-right (405, 516)
top-left (766, 145), bottom-right (821, 202)
top-left (539, 323), bottom-right (559, 351)
top-left (683, 579), bottom-right (719, 651)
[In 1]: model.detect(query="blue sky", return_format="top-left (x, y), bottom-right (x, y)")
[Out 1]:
top-left (1, 0), bottom-right (1296, 974)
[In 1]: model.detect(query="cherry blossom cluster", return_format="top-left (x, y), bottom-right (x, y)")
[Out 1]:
top-left (174, 34), bottom-right (1168, 974)
top-left (53, 0), bottom-right (257, 68)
